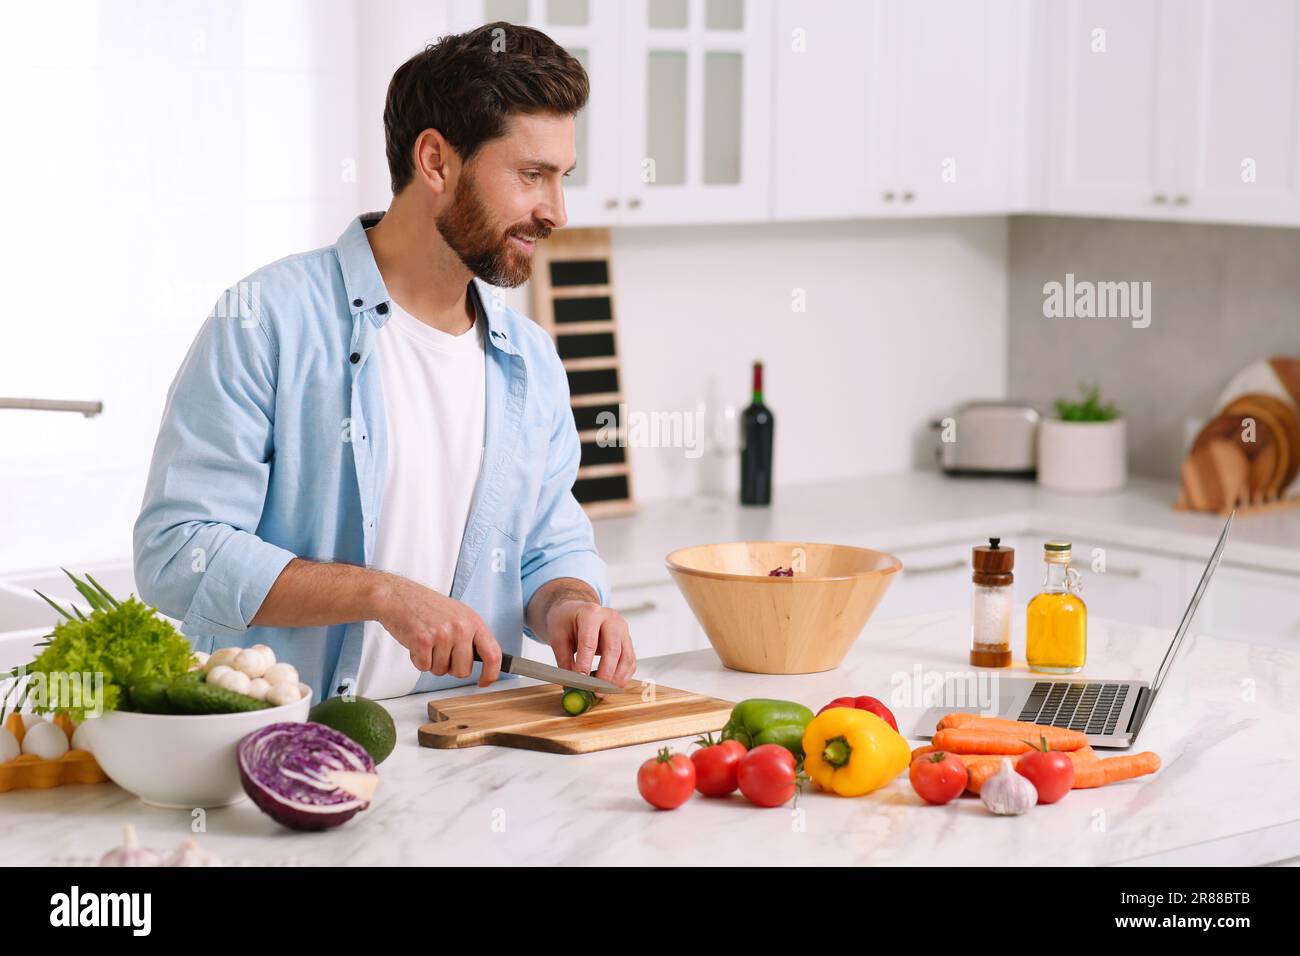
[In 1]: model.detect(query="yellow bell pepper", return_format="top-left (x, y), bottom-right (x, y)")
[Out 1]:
top-left (802, 707), bottom-right (910, 797)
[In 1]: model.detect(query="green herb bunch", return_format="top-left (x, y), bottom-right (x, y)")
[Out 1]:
top-left (1054, 383), bottom-right (1119, 423)
top-left (1, 571), bottom-right (194, 722)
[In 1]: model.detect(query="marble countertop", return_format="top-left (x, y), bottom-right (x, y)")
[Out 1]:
top-left (7, 608), bottom-right (1298, 867)
top-left (593, 471), bottom-right (1300, 586)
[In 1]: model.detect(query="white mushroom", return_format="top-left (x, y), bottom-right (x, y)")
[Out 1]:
top-left (206, 647), bottom-right (239, 671)
top-left (262, 662), bottom-right (299, 688)
top-left (189, 650), bottom-right (210, 672)
top-left (250, 644), bottom-right (276, 664)
top-left (234, 649), bottom-right (271, 679)
top-left (266, 683), bottom-right (303, 707)
top-left (211, 668), bottom-right (252, 695)
top-left (206, 664), bottom-right (234, 685)
top-left (246, 678), bottom-right (271, 701)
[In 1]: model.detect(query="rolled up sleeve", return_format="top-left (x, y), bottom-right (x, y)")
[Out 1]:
top-left (133, 290), bottom-right (295, 637)
top-left (519, 355), bottom-right (609, 632)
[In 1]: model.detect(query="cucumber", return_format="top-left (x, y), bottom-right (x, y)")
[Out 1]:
top-left (166, 672), bottom-right (271, 714)
top-left (129, 678), bottom-right (176, 714)
top-left (561, 688), bottom-right (596, 716)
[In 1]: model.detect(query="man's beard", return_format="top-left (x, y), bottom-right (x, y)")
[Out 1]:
top-left (436, 171), bottom-right (550, 288)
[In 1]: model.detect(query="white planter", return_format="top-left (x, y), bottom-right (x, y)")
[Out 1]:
top-left (1037, 417), bottom-right (1127, 493)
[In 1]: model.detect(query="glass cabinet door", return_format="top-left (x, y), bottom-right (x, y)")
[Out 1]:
top-left (620, 0), bottom-right (773, 223)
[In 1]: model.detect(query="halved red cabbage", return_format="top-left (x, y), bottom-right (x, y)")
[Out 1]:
top-left (237, 722), bottom-right (378, 831)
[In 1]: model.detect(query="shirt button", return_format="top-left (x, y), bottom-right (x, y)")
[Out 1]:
top-left (376, 303), bottom-right (389, 315)
top-left (352, 298), bottom-right (363, 308)
top-left (349, 352), bottom-right (360, 364)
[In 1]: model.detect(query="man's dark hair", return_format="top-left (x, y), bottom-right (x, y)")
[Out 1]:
top-left (383, 22), bottom-right (589, 194)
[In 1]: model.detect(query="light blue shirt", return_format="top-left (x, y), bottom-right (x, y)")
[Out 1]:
top-left (133, 212), bottom-right (608, 699)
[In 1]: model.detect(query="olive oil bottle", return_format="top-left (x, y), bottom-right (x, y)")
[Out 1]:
top-left (1026, 541), bottom-right (1087, 673)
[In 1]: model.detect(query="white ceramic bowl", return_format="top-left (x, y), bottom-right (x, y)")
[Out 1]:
top-left (81, 691), bottom-right (312, 808)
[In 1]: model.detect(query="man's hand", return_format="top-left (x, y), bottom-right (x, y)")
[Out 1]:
top-left (377, 575), bottom-right (503, 687)
top-left (530, 579), bottom-right (636, 687)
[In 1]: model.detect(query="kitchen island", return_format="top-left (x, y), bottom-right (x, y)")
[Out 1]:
top-left (7, 608), bottom-right (1298, 867)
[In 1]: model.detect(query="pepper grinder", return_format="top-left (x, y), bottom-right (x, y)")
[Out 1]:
top-left (970, 537), bottom-right (1014, 668)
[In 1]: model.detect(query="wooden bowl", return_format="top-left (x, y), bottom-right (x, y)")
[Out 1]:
top-left (665, 541), bottom-right (901, 674)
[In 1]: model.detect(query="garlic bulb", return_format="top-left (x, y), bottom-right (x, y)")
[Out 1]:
top-left (166, 838), bottom-right (222, 867)
top-left (99, 824), bottom-right (163, 867)
top-left (980, 758), bottom-right (1037, 816)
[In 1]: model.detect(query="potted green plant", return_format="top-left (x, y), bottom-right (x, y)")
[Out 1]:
top-left (1037, 384), bottom-right (1126, 493)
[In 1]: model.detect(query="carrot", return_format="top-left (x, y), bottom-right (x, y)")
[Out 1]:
top-left (935, 714), bottom-right (1089, 750)
top-left (964, 747), bottom-right (1100, 795)
top-left (911, 744), bottom-right (936, 761)
top-left (932, 726), bottom-right (1087, 756)
top-left (1072, 751), bottom-right (1161, 789)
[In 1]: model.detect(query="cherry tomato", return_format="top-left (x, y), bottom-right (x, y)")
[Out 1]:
top-left (816, 695), bottom-right (898, 732)
top-left (909, 750), bottom-right (968, 805)
top-left (691, 735), bottom-right (747, 797)
top-left (737, 743), bottom-right (798, 808)
top-left (1016, 748), bottom-right (1075, 804)
top-left (638, 747), bottom-right (696, 810)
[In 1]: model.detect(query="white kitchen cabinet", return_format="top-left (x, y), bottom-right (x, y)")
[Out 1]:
top-left (1046, 540), bottom-right (1188, 631)
top-left (875, 540), bottom-right (971, 621)
top-left (619, 0), bottom-right (774, 224)
top-left (772, 0), bottom-right (1022, 221)
top-left (1042, 0), bottom-right (1300, 226)
top-left (1175, 0), bottom-right (1300, 226)
top-left (1198, 562), bottom-right (1300, 650)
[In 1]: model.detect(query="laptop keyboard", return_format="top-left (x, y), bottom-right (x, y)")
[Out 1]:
top-left (1017, 682), bottom-right (1129, 737)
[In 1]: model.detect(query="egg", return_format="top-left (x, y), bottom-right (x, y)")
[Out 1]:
top-left (70, 722), bottom-right (94, 755)
top-left (21, 720), bottom-right (69, 760)
top-left (0, 727), bottom-right (19, 763)
top-left (20, 713), bottom-right (44, 731)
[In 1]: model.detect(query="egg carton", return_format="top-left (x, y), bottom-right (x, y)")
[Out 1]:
top-left (0, 712), bottom-right (109, 792)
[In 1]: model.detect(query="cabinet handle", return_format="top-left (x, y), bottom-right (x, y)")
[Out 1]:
top-left (904, 559), bottom-right (966, 576)
top-left (1153, 193), bottom-right (1168, 204)
top-left (882, 191), bottom-right (896, 202)
top-left (1174, 194), bottom-right (1189, 205)
top-left (614, 600), bottom-right (657, 616)
top-left (604, 198), bottom-right (619, 209)
top-left (627, 197), bottom-right (642, 209)
top-left (902, 190), bottom-right (915, 202)
top-left (1102, 565), bottom-right (1142, 578)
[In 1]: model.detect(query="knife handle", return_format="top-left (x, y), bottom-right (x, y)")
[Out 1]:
top-left (472, 649), bottom-right (514, 672)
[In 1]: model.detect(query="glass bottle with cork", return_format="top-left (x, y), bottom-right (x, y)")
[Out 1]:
top-left (970, 537), bottom-right (1014, 668)
top-left (1026, 540), bottom-right (1087, 673)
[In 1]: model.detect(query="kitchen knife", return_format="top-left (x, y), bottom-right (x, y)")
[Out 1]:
top-left (473, 650), bottom-right (621, 693)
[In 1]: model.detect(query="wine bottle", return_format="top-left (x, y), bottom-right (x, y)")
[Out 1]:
top-left (740, 361), bottom-right (773, 505)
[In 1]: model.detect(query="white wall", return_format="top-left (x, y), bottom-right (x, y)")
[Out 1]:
top-left (611, 218), bottom-right (1010, 501)
top-left (0, 0), bottom-right (361, 576)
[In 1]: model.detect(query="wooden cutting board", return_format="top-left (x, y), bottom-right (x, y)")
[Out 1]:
top-left (417, 680), bottom-right (735, 755)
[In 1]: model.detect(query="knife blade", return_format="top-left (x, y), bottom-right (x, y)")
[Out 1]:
top-left (473, 650), bottom-right (621, 693)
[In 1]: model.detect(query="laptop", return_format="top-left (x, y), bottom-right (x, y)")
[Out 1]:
top-left (913, 512), bottom-right (1234, 750)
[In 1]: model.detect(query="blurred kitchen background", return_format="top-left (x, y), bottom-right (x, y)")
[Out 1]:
top-left (2, 0), bottom-right (1299, 654)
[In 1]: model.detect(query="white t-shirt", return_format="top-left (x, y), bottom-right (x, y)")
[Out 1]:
top-left (356, 297), bottom-right (487, 699)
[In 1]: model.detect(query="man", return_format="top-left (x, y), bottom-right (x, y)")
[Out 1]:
top-left (133, 23), bottom-right (635, 700)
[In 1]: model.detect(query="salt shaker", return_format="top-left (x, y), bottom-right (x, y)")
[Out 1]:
top-left (970, 537), bottom-right (1014, 668)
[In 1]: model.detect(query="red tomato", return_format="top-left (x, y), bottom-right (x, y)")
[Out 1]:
top-left (909, 751), bottom-right (968, 805)
top-left (816, 695), bottom-right (898, 732)
top-left (737, 744), bottom-right (798, 808)
top-left (1016, 749), bottom-right (1075, 804)
top-left (691, 738), bottom-right (747, 797)
top-left (638, 747), bottom-right (696, 810)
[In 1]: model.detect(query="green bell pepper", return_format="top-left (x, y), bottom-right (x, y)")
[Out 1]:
top-left (720, 698), bottom-right (815, 759)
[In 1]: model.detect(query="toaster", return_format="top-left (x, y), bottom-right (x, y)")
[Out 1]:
top-left (934, 401), bottom-right (1040, 476)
